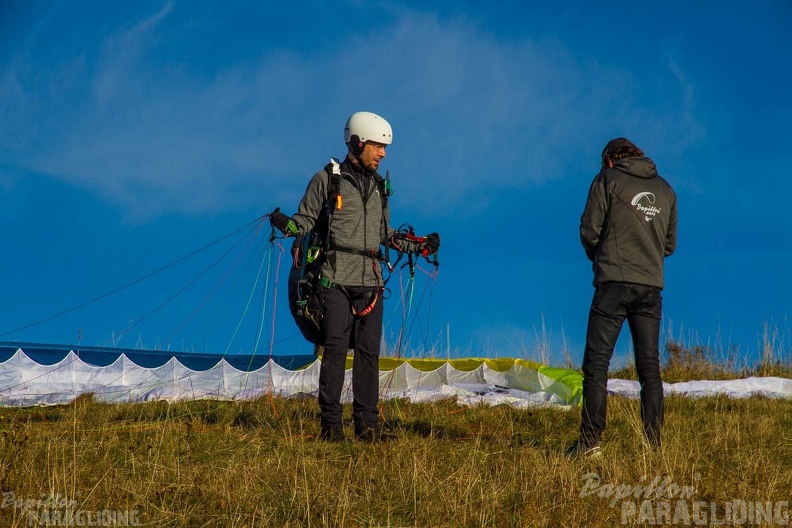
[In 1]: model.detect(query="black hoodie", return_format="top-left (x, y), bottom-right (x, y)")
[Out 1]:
top-left (579, 156), bottom-right (677, 289)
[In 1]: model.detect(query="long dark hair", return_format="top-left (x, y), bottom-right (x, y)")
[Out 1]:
top-left (601, 138), bottom-right (643, 169)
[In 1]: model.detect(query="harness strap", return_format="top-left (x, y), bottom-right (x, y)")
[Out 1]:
top-left (356, 288), bottom-right (380, 317)
top-left (330, 244), bottom-right (387, 262)
top-left (320, 275), bottom-right (381, 318)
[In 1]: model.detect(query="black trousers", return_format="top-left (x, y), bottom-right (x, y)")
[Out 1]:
top-left (580, 282), bottom-right (664, 447)
top-left (318, 286), bottom-right (383, 434)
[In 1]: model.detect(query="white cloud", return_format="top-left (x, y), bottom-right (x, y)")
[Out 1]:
top-left (0, 5), bottom-right (705, 221)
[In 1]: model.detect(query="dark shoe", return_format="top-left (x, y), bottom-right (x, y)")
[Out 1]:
top-left (355, 426), bottom-right (396, 443)
top-left (564, 439), bottom-right (602, 459)
top-left (319, 427), bottom-right (347, 443)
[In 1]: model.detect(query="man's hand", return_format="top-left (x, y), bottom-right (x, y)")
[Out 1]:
top-left (420, 232), bottom-right (440, 256)
top-left (270, 209), bottom-right (299, 237)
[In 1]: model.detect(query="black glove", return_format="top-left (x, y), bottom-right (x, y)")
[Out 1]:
top-left (270, 209), bottom-right (299, 237)
top-left (420, 232), bottom-right (440, 256)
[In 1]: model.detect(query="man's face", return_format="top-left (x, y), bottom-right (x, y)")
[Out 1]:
top-left (358, 141), bottom-right (387, 172)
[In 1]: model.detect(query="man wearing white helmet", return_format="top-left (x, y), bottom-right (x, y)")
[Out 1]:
top-left (271, 111), bottom-right (440, 442)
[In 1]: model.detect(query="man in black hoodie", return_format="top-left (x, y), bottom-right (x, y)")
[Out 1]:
top-left (567, 138), bottom-right (677, 457)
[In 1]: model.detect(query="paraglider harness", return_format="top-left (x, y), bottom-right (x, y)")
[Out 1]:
top-left (278, 159), bottom-right (393, 346)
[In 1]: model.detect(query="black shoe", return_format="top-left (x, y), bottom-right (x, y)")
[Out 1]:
top-left (319, 427), bottom-right (347, 443)
top-left (564, 439), bottom-right (602, 459)
top-left (355, 426), bottom-right (396, 443)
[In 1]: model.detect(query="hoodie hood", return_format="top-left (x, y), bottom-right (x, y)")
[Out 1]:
top-left (614, 156), bottom-right (658, 179)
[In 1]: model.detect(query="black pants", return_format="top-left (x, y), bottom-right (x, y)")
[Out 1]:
top-left (580, 282), bottom-right (664, 447)
top-left (318, 286), bottom-right (383, 435)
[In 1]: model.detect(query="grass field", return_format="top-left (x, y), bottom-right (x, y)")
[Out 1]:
top-left (0, 342), bottom-right (790, 527)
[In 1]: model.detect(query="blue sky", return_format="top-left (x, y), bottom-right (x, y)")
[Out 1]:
top-left (1, 1), bottom-right (790, 366)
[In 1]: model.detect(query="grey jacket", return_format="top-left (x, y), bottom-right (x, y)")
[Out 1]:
top-left (292, 157), bottom-right (419, 287)
top-left (580, 156), bottom-right (677, 289)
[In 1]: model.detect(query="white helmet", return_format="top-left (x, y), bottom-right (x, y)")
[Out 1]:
top-left (344, 112), bottom-right (393, 151)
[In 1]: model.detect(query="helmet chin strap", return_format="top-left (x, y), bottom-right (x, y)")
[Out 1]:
top-left (348, 143), bottom-right (375, 173)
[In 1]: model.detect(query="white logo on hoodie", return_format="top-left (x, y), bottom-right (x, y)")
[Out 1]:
top-left (631, 192), bottom-right (661, 221)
